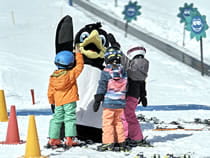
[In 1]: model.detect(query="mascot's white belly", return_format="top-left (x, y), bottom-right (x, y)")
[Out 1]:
top-left (77, 65), bottom-right (102, 128)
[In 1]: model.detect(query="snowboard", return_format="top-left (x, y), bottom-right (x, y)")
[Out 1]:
top-left (55, 15), bottom-right (74, 54)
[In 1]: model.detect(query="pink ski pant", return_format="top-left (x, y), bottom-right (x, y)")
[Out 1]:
top-left (102, 108), bottom-right (125, 144)
top-left (124, 96), bottom-right (143, 141)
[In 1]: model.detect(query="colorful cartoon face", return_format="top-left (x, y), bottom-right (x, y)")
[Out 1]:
top-left (191, 16), bottom-right (204, 33)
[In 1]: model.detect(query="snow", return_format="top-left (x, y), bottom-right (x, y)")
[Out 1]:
top-left (90, 0), bottom-right (210, 64)
top-left (0, 0), bottom-right (210, 157)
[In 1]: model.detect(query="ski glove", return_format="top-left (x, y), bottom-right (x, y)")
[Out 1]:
top-left (93, 94), bottom-right (104, 112)
top-left (51, 104), bottom-right (55, 113)
top-left (138, 96), bottom-right (147, 107)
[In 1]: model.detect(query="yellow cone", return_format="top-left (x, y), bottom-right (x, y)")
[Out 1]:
top-left (0, 90), bottom-right (8, 122)
top-left (22, 115), bottom-right (48, 158)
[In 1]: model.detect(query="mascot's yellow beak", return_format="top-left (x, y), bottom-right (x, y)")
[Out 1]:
top-left (79, 30), bottom-right (106, 59)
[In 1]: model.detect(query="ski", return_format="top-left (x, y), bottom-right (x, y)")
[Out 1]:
top-left (152, 127), bottom-right (206, 131)
top-left (151, 154), bottom-right (161, 158)
top-left (137, 114), bottom-right (210, 132)
top-left (81, 144), bottom-right (132, 156)
top-left (133, 153), bottom-right (192, 158)
top-left (163, 153), bottom-right (191, 158)
top-left (179, 118), bottom-right (210, 126)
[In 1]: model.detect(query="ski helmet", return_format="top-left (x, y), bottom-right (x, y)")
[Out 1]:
top-left (127, 46), bottom-right (146, 60)
top-left (104, 47), bottom-right (123, 64)
top-left (54, 50), bottom-right (75, 69)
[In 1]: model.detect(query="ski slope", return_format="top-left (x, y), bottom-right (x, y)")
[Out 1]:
top-left (0, 0), bottom-right (210, 157)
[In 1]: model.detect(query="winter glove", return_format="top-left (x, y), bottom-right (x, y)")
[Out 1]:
top-left (51, 104), bottom-right (55, 113)
top-left (93, 94), bottom-right (104, 112)
top-left (93, 101), bottom-right (101, 112)
top-left (138, 96), bottom-right (147, 107)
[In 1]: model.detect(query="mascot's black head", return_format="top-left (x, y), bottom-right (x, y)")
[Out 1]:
top-left (75, 22), bottom-right (109, 70)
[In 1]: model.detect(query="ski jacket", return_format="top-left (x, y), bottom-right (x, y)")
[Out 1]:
top-left (96, 64), bottom-right (127, 109)
top-left (121, 54), bottom-right (148, 98)
top-left (48, 52), bottom-right (84, 106)
top-left (121, 54), bottom-right (149, 81)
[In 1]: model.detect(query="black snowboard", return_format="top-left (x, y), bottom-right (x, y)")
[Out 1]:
top-left (55, 15), bottom-right (74, 54)
top-left (53, 15), bottom-right (74, 140)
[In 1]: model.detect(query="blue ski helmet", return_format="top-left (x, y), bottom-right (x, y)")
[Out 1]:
top-left (54, 50), bottom-right (75, 69)
top-left (104, 47), bottom-right (123, 64)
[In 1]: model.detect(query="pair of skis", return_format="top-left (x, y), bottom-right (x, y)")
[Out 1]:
top-left (152, 126), bottom-right (209, 131)
top-left (134, 152), bottom-right (191, 158)
top-left (137, 114), bottom-right (210, 131)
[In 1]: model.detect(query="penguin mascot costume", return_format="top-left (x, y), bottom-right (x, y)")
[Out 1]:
top-left (54, 15), bottom-right (120, 143)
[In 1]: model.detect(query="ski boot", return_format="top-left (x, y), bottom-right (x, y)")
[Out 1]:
top-left (45, 138), bottom-right (63, 149)
top-left (203, 119), bottom-right (210, 125)
top-left (118, 142), bottom-right (131, 152)
top-left (97, 143), bottom-right (115, 152)
top-left (194, 118), bottom-right (202, 123)
top-left (163, 154), bottom-right (174, 158)
top-left (64, 137), bottom-right (80, 149)
top-left (134, 152), bottom-right (145, 158)
top-left (182, 154), bottom-right (191, 158)
top-left (152, 154), bottom-right (161, 158)
top-left (137, 114), bottom-right (146, 121)
top-left (135, 136), bottom-right (153, 147)
top-left (126, 136), bottom-right (153, 147)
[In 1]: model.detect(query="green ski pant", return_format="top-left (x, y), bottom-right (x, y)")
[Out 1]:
top-left (49, 102), bottom-right (77, 139)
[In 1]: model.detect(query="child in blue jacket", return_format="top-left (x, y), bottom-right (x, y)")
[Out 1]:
top-left (93, 47), bottom-right (129, 152)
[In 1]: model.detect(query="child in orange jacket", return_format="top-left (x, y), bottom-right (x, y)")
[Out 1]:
top-left (47, 49), bottom-right (84, 148)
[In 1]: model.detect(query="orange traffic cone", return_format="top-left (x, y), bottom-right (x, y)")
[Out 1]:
top-left (0, 105), bottom-right (24, 144)
top-left (0, 89), bottom-right (8, 122)
top-left (21, 115), bottom-right (48, 158)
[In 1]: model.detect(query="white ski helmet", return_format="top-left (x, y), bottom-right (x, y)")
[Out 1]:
top-left (127, 46), bottom-right (146, 60)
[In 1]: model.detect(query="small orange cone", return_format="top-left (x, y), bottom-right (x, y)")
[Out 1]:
top-left (0, 105), bottom-right (24, 144)
top-left (21, 115), bottom-right (48, 158)
top-left (0, 89), bottom-right (8, 122)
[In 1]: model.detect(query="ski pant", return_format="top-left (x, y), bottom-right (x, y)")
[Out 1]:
top-left (49, 102), bottom-right (77, 139)
top-left (121, 111), bottom-right (128, 138)
top-left (102, 108), bottom-right (125, 144)
top-left (124, 96), bottom-right (143, 141)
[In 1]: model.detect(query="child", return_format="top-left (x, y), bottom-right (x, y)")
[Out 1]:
top-left (93, 47), bottom-right (129, 151)
top-left (47, 49), bottom-right (84, 148)
top-left (121, 46), bottom-right (150, 147)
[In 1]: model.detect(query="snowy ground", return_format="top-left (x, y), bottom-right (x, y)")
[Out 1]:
top-left (90, 0), bottom-right (210, 64)
top-left (0, 0), bottom-right (210, 157)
